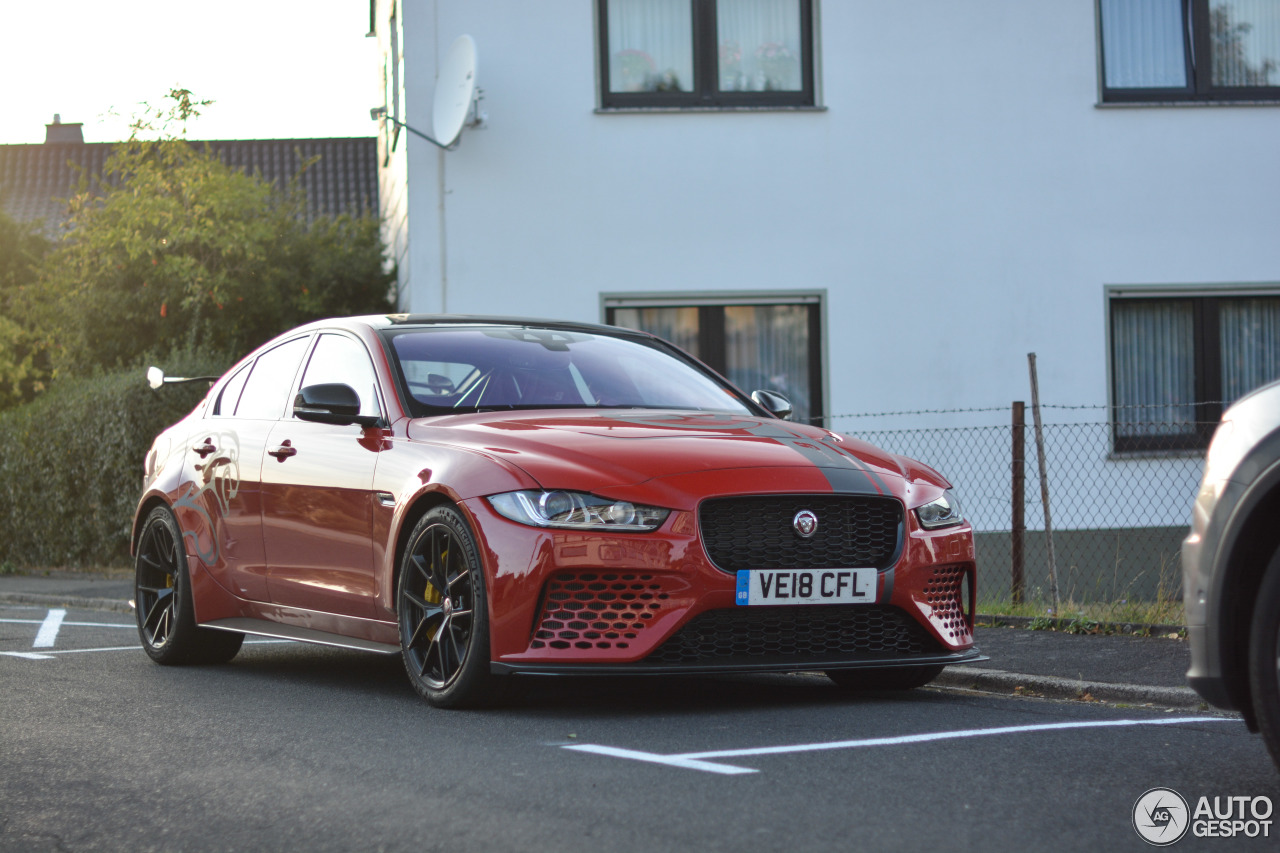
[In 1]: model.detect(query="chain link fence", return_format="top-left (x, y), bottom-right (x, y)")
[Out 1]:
top-left (834, 405), bottom-right (1210, 629)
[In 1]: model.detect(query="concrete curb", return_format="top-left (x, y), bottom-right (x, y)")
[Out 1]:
top-left (978, 614), bottom-right (1186, 636)
top-left (0, 592), bottom-right (134, 615)
top-left (936, 665), bottom-right (1209, 710)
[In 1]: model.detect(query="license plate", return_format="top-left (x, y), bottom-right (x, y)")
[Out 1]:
top-left (735, 569), bottom-right (876, 606)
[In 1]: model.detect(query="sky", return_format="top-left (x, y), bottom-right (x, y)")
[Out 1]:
top-left (0, 0), bottom-right (378, 144)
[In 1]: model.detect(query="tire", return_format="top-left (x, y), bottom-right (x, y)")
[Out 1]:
top-left (397, 506), bottom-right (497, 708)
top-left (1248, 549), bottom-right (1280, 771)
top-left (826, 664), bottom-right (945, 691)
top-left (134, 505), bottom-right (243, 665)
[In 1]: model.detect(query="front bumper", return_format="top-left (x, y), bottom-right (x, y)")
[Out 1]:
top-left (467, 494), bottom-right (980, 671)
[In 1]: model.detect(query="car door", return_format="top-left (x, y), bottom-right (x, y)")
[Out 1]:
top-left (260, 332), bottom-right (386, 618)
top-left (179, 336), bottom-right (311, 604)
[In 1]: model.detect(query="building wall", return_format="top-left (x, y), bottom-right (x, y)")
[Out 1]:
top-left (374, 0), bottom-right (1280, 528)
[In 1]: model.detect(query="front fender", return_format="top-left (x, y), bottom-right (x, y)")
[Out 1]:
top-left (372, 443), bottom-right (540, 618)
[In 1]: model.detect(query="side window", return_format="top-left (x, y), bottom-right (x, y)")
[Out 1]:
top-left (212, 364), bottom-right (251, 417)
top-left (235, 337), bottom-right (310, 420)
top-left (299, 333), bottom-right (382, 418)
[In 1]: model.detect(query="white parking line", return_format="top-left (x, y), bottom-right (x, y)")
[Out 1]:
top-left (564, 716), bottom-right (1236, 775)
top-left (33, 609), bottom-right (66, 648)
top-left (0, 618), bottom-right (134, 628)
top-left (1, 637), bottom-right (292, 661)
top-left (2, 645), bottom-right (140, 658)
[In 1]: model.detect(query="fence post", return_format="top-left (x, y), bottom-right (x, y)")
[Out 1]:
top-left (1027, 353), bottom-right (1061, 616)
top-left (1011, 401), bottom-right (1025, 605)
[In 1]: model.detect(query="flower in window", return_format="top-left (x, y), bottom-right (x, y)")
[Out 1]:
top-left (614, 49), bottom-right (656, 92)
top-left (754, 41), bottom-right (795, 90)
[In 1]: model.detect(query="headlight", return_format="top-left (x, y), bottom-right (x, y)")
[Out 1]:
top-left (488, 490), bottom-right (670, 532)
top-left (916, 489), bottom-right (964, 529)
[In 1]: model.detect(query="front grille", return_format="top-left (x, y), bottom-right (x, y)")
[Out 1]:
top-left (642, 605), bottom-right (942, 667)
top-left (699, 495), bottom-right (903, 572)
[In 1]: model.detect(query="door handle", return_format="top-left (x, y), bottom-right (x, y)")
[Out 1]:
top-left (268, 441), bottom-right (297, 461)
top-left (193, 440), bottom-right (217, 458)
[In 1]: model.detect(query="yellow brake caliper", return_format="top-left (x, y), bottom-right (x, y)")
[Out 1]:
top-left (423, 548), bottom-right (446, 639)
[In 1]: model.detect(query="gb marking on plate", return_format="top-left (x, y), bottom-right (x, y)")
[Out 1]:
top-left (562, 717), bottom-right (1235, 775)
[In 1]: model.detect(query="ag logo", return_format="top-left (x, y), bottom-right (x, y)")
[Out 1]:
top-left (793, 509), bottom-right (818, 538)
top-left (1133, 787), bottom-right (1190, 846)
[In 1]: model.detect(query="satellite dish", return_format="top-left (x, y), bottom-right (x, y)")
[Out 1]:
top-left (433, 35), bottom-right (477, 147)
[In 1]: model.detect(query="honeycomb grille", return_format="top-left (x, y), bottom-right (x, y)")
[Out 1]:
top-left (925, 565), bottom-right (972, 642)
top-left (699, 495), bottom-right (903, 572)
top-left (530, 572), bottom-right (677, 651)
top-left (642, 605), bottom-right (942, 667)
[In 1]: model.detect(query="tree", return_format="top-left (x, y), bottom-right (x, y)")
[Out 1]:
top-left (0, 210), bottom-right (51, 409)
top-left (27, 89), bottom-right (395, 378)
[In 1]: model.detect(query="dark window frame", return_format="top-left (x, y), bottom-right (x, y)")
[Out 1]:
top-left (233, 335), bottom-right (312, 421)
top-left (297, 331), bottom-right (386, 421)
top-left (1099, 0), bottom-right (1280, 104)
top-left (597, 0), bottom-right (816, 109)
top-left (603, 292), bottom-right (826, 425)
top-left (1108, 290), bottom-right (1280, 453)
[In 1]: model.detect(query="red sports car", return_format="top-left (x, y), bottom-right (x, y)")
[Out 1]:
top-left (134, 315), bottom-right (981, 707)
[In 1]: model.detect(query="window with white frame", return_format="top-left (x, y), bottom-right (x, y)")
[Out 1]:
top-left (597, 0), bottom-right (816, 108)
top-left (604, 293), bottom-right (824, 424)
top-left (1109, 288), bottom-right (1280, 451)
top-left (1098, 0), bottom-right (1280, 103)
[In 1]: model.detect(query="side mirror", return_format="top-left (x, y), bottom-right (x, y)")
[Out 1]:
top-left (294, 383), bottom-right (381, 428)
top-left (751, 389), bottom-right (793, 421)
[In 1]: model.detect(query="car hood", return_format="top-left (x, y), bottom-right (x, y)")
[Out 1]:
top-left (406, 410), bottom-right (944, 499)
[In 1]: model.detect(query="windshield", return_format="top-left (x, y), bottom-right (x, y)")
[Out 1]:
top-left (385, 327), bottom-right (754, 418)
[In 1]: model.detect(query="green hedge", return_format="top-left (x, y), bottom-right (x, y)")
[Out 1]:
top-left (0, 365), bottom-right (210, 569)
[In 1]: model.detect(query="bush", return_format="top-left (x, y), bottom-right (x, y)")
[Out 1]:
top-left (0, 209), bottom-right (51, 408)
top-left (0, 359), bottom-right (213, 569)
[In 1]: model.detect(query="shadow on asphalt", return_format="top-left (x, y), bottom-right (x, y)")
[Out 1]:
top-left (213, 642), bottom-right (414, 699)
top-left (206, 642), bottom-right (955, 714)
top-left (509, 672), bottom-right (959, 718)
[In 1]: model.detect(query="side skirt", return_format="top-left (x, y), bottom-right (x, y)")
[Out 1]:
top-left (202, 618), bottom-right (400, 655)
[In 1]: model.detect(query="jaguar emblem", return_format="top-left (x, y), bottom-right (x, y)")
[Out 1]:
top-left (793, 509), bottom-right (818, 538)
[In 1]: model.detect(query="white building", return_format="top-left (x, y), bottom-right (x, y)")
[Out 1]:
top-left (370, 0), bottom-right (1280, 547)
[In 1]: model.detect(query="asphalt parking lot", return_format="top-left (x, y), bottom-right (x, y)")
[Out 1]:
top-left (3, 602), bottom-right (1279, 852)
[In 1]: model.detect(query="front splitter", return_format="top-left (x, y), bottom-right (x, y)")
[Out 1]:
top-left (491, 648), bottom-right (986, 676)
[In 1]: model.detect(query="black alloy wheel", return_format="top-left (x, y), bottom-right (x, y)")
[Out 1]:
top-left (397, 506), bottom-right (497, 708)
top-left (826, 664), bottom-right (944, 690)
top-left (134, 505), bottom-right (243, 665)
top-left (1249, 548), bottom-right (1280, 771)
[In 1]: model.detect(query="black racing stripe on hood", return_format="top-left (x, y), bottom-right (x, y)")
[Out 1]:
top-left (613, 413), bottom-right (887, 495)
top-left (826, 438), bottom-right (893, 495)
top-left (745, 421), bottom-right (891, 495)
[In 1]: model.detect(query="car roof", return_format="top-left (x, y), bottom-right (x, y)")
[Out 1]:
top-left (379, 313), bottom-right (635, 336)
top-left (262, 314), bottom-right (661, 355)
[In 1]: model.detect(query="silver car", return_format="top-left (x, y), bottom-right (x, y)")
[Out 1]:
top-left (1184, 380), bottom-right (1280, 770)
